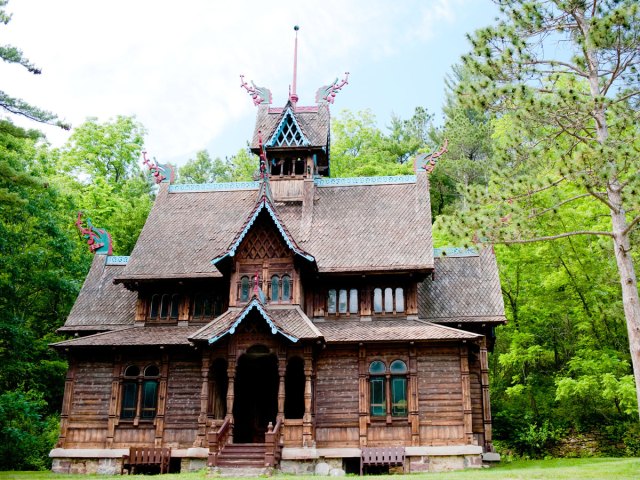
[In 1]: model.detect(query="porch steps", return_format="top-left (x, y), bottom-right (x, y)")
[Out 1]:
top-left (216, 443), bottom-right (268, 468)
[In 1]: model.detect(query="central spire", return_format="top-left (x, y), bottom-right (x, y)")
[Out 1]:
top-left (289, 25), bottom-right (300, 108)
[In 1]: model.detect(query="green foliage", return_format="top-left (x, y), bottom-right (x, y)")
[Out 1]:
top-left (177, 148), bottom-right (256, 184)
top-left (0, 391), bottom-right (56, 470)
top-left (0, 1), bottom-right (68, 129)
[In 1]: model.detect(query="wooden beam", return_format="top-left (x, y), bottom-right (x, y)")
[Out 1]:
top-left (480, 337), bottom-right (493, 451)
top-left (460, 344), bottom-right (474, 445)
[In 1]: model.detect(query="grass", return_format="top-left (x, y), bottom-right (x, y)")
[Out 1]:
top-left (1, 458), bottom-right (639, 479)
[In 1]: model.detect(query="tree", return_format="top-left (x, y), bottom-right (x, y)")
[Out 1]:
top-left (0, 0), bottom-right (68, 129)
top-left (450, 0), bottom-right (640, 417)
top-left (177, 150), bottom-right (232, 184)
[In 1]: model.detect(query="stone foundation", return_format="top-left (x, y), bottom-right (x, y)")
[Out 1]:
top-left (52, 457), bottom-right (121, 475)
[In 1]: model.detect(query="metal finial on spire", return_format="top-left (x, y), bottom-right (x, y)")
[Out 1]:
top-left (290, 25), bottom-right (300, 107)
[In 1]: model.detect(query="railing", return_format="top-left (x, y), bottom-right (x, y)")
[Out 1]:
top-left (264, 418), bottom-right (283, 467)
top-left (207, 417), bottom-right (232, 467)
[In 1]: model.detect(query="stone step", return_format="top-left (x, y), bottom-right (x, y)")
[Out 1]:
top-left (211, 466), bottom-right (273, 476)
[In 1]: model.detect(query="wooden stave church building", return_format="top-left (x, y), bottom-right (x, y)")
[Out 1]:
top-left (50, 62), bottom-right (505, 476)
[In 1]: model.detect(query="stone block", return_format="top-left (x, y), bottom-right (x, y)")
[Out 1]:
top-left (329, 468), bottom-right (345, 476)
top-left (409, 456), bottom-right (430, 473)
top-left (315, 461), bottom-right (331, 475)
top-left (429, 455), bottom-right (465, 472)
top-left (463, 455), bottom-right (482, 468)
top-left (281, 460), bottom-right (316, 475)
top-left (482, 452), bottom-right (501, 462)
top-left (97, 458), bottom-right (119, 475)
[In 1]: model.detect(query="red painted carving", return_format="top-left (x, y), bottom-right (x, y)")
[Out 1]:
top-left (75, 211), bottom-right (113, 255)
top-left (240, 75), bottom-right (272, 106)
top-left (316, 72), bottom-right (350, 104)
top-left (142, 151), bottom-right (174, 184)
top-left (414, 139), bottom-right (449, 173)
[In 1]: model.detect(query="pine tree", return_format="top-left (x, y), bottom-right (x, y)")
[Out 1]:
top-left (450, 0), bottom-right (640, 417)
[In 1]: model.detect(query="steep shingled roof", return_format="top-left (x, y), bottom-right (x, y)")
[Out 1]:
top-left (251, 103), bottom-right (329, 150)
top-left (52, 325), bottom-right (200, 348)
top-left (58, 255), bottom-right (136, 332)
top-left (419, 248), bottom-right (506, 323)
top-left (116, 174), bottom-right (433, 281)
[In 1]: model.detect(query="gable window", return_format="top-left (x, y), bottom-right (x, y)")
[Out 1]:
top-left (282, 275), bottom-right (291, 302)
top-left (120, 364), bottom-right (160, 421)
top-left (271, 275), bottom-right (280, 301)
top-left (372, 287), bottom-right (405, 315)
top-left (149, 293), bottom-right (181, 321)
top-left (368, 360), bottom-right (408, 418)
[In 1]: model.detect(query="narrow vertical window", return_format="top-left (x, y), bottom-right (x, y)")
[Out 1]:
top-left (282, 275), bottom-right (291, 302)
top-left (141, 380), bottom-right (158, 419)
top-left (271, 275), bottom-right (280, 302)
top-left (170, 294), bottom-right (180, 319)
top-left (203, 297), bottom-right (212, 317)
top-left (373, 288), bottom-right (383, 313)
top-left (390, 360), bottom-right (408, 417)
top-left (395, 288), bottom-right (405, 313)
top-left (240, 276), bottom-right (250, 302)
top-left (193, 294), bottom-right (203, 318)
top-left (369, 361), bottom-right (386, 417)
top-left (160, 294), bottom-right (170, 318)
top-left (384, 288), bottom-right (393, 313)
top-left (328, 289), bottom-right (336, 314)
top-left (338, 289), bottom-right (348, 313)
top-left (149, 295), bottom-right (160, 319)
top-left (121, 382), bottom-right (138, 419)
top-left (349, 289), bottom-right (358, 314)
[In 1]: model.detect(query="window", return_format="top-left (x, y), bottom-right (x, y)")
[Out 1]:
top-left (193, 293), bottom-right (223, 320)
top-left (120, 364), bottom-right (160, 420)
top-left (327, 288), bottom-right (359, 315)
top-left (368, 360), bottom-right (408, 418)
top-left (372, 287), bottom-right (405, 315)
top-left (240, 276), bottom-right (250, 302)
top-left (271, 275), bottom-right (280, 301)
top-left (282, 275), bottom-right (291, 302)
top-left (149, 293), bottom-right (181, 321)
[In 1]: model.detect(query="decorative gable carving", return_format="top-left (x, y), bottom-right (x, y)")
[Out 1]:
top-left (267, 108), bottom-right (310, 147)
top-left (236, 211), bottom-right (291, 260)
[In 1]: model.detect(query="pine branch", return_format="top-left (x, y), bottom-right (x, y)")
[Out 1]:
top-left (622, 215), bottom-right (640, 236)
top-left (0, 45), bottom-right (41, 74)
top-left (527, 193), bottom-right (593, 219)
top-left (0, 91), bottom-right (69, 129)
top-left (501, 230), bottom-right (615, 245)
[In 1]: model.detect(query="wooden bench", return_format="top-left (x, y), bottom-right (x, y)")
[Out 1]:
top-left (121, 447), bottom-right (171, 475)
top-left (360, 446), bottom-right (405, 475)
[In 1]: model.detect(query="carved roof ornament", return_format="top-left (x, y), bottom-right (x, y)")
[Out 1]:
top-left (142, 151), bottom-right (175, 184)
top-left (75, 211), bottom-right (113, 255)
top-left (316, 72), bottom-right (350, 105)
top-left (240, 75), bottom-right (273, 106)
top-left (256, 130), bottom-right (273, 203)
top-left (413, 139), bottom-right (449, 173)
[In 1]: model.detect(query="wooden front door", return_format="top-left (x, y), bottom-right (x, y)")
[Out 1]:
top-left (233, 346), bottom-right (278, 443)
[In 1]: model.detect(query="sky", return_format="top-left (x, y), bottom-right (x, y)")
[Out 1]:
top-left (1, 0), bottom-right (499, 166)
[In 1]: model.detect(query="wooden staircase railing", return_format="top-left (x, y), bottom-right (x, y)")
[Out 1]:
top-left (264, 418), bottom-right (283, 467)
top-left (207, 418), bottom-right (232, 467)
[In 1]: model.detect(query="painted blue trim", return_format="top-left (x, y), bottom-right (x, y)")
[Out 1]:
top-left (208, 299), bottom-right (298, 344)
top-left (315, 175), bottom-right (416, 187)
top-left (434, 247), bottom-right (479, 258)
top-left (211, 199), bottom-right (315, 265)
top-left (105, 256), bottom-right (130, 265)
top-left (266, 107), bottom-right (310, 147)
top-left (169, 181), bottom-right (259, 193)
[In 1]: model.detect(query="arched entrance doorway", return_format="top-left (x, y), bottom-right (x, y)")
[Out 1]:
top-left (233, 345), bottom-right (278, 443)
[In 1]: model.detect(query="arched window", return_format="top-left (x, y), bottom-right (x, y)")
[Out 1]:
top-left (160, 294), bottom-right (170, 318)
top-left (349, 289), bottom-right (358, 314)
top-left (271, 275), bottom-right (280, 302)
top-left (170, 294), bottom-right (180, 319)
top-left (369, 361), bottom-right (386, 416)
top-left (390, 360), bottom-right (408, 417)
top-left (338, 289), bottom-right (348, 313)
top-left (395, 288), bottom-right (405, 313)
top-left (384, 288), bottom-right (394, 313)
top-left (120, 364), bottom-right (160, 420)
top-left (373, 288), bottom-right (383, 313)
top-left (149, 295), bottom-right (160, 319)
top-left (240, 276), bottom-right (250, 302)
top-left (282, 275), bottom-right (291, 302)
top-left (327, 289), bottom-right (337, 314)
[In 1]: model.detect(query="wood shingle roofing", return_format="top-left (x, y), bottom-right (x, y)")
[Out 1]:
top-left (52, 326), bottom-right (201, 348)
top-left (418, 248), bottom-right (506, 323)
top-left (58, 255), bottom-right (136, 332)
top-left (116, 174), bottom-right (433, 281)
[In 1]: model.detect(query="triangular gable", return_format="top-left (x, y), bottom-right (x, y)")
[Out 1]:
top-left (266, 106), bottom-right (310, 147)
top-left (211, 197), bottom-right (315, 265)
top-left (207, 299), bottom-right (298, 344)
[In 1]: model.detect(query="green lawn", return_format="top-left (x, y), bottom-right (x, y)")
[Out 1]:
top-left (1, 458), bottom-right (639, 480)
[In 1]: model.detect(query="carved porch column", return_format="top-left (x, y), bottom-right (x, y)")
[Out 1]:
top-left (277, 351), bottom-right (286, 420)
top-left (460, 343), bottom-right (474, 445)
top-left (226, 339), bottom-right (237, 442)
top-left (196, 350), bottom-right (211, 447)
top-left (303, 345), bottom-right (314, 446)
top-left (480, 337), bottom-right (493, 451)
